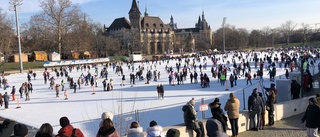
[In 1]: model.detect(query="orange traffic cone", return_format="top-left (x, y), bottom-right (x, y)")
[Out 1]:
top-left (225, 80), bottom-right (229, 91)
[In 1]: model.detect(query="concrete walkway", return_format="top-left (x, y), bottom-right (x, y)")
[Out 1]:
top-left (239, 113), bottom-right (307, 137)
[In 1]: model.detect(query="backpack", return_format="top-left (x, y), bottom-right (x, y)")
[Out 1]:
top-left (252, 97), bottom-right (261, 110)
top-left (57, 128), bottom-right (76, 137)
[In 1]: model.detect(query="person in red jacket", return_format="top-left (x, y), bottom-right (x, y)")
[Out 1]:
top-left (56, 116), bottom-right (84, 137)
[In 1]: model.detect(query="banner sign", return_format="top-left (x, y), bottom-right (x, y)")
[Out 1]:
top-left (199, 104), bottom-right (208, 111)
top-left (43, 58), bottom-right (110, 67)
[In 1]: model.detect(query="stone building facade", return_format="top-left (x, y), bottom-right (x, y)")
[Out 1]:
top-left (105, 0), bottom-right (212, 55)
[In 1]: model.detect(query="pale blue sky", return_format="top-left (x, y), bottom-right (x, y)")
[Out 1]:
top-left (1, 0), bottom-right (320, 31)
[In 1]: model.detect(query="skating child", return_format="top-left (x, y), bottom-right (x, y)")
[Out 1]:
top-left (64, 90), bottom-right (68, 100)
top-left (55, 84), bottom-right (60, 97)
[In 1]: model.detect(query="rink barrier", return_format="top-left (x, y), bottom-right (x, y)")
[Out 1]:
top-left (160, 96), bottom-right (310, 137)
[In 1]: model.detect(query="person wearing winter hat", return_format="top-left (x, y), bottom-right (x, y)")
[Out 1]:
top-left (146, 120), bottom-right (164, 137)
top-left (96, 118), bottom-right (120, 137)
top-left (301, 97), bottom-right (320, 137)
top-left (56, 116), bottom-right (84, 137)
top-left (126, 121), bottom-right (144, 137)
top-left (99, 112), bottom-right (114, 127)
top-left (182, 98), bottom-right (204, 137)
top-left (166, 128), bottom-right (180, 137)
top-left (0, 119), bottom-right (15, 137)
top-left (11, 123), bottom-right (28, 137)
top-left (208, 97), bottom-right (227, 132)
top-left (206, 119), bottom-right (228, 137)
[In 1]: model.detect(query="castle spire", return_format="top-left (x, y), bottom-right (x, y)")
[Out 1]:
top-left (128, 0), bottom-right (141, 14)
top-left (202, 10), bottom-right (205, 20)
top-left (144, 7), bottom-right (148, 17)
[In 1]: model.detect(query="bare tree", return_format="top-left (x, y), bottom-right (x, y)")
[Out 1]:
top-left (40, 0), bottom-right (83, 54)
top-left (279, 20), bottom-right (297, 45)
top-left (300, 23), bottom-right (311, 45)
top-left (0, 8), bottom-right (14, 62)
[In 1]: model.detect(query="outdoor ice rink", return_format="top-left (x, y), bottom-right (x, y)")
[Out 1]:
top-left (0, 50), bottom-right (318, 136)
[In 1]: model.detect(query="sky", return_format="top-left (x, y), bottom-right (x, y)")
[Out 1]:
top-left (0, 50), bottom-right (310, 136)
top-left (0, 0), bottom-right (320, 31)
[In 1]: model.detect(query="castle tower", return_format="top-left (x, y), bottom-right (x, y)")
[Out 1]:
top-left (129, 0), bottom-right (141, 30)
top-left (144, 7), bottom-right (149, 17)
top-left (169, 15), bottom-right (177, 30)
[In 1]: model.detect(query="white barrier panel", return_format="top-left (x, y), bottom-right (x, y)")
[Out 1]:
top-left (43, 58), bottom-right (110, 67)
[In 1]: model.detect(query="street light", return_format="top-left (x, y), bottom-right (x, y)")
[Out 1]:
top-left (222, 17), bottom-right (227, 53)
top-left (271, 29), bottom-right (275, 49)
top-left (9, 0), bottom-right (23, 73)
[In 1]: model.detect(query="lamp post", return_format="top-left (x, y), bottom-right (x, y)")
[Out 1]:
top-left (222, 17), bottom-right (227, 53)
top-left (9, 0), bottom-right (23, 73)
top-left (271, 29), bottom-right (275, 49)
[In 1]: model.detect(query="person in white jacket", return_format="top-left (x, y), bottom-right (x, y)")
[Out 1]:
top-left (127, 121), bottom-right (144, 137)
top-left (146, 120), bottom-right (164, 137)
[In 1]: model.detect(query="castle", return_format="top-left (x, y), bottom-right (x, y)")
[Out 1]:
top-left (105, 0), bottom-right (212, 55)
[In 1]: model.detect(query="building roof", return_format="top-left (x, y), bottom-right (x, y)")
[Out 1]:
top-left (33, 51), bottom-right (47, 55)
top-left (175, 28), bottom-right (200, 33)
top-left (106, 17), bottom-right (131, 32)
top-left (141, 16), bottom-right (170, 30)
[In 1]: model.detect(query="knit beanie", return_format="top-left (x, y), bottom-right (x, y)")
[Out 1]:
top-left (14, 123), bottom-right (28, 136)
top-left (166, 128), bottom-right (180, 137)
top-left (189, 98), bottom-right (195, 106)
top-left (149, 120), bottom-right (157, 127)
top-left (59, 117), bottom-right (70, 128)
top-left (101, 112), bottom-right (114, 121)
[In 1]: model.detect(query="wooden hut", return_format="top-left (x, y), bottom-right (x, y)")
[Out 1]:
top-left (11, 53), bottom-right (28, 62)
top-left (72, 52), bottom-right (80, 59)
top-left (32, 51), bottom-right (48, 61)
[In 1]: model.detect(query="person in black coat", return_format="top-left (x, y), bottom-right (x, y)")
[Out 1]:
top-left (291, 80), bottom-right (301, 100)
top-left (209, 98), bottom-right (227, 132)
top-left (301, 97), bottom-right (320, 137)
top-left (182, 98), bottom-right (204, 137)
top-left (0, 119), bottom-right (15, 137)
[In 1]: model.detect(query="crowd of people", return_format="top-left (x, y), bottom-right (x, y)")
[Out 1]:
top-left (1, 47), bottom-right (320, 136)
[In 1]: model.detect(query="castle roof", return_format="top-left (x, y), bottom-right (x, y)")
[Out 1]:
top-left (141, 16), bottom-right (171, 29)
top-left (175, 28), bottom-right (200, 33)
top-left (106, 17), bottom-right (131, 32)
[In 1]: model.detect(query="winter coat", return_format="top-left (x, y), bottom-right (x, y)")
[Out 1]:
top-left (55, 125), bottom-right (84, 137)
top-left (3, 93), bottom-right (9, 102)
top-left (182, 102), bottom-right (197, 129)
top-left (248, 92), bottom-right (263, 112)
top-left (146, 125), bottom-right (164, 137)
top-left (301, 104), bottom-right (320, 128)
top-left (209, 102), bottom-right (225, 121)
top-left (206, 119), bottom-right (229, 137)
top-left (127, 127), bottom-right (144, 137)
top-left (0, 119), bottom-right (15, 137)
top-left (96, 127), bottom-right (120, 137)
top-left (224, 97), bottom-right (240, 119)
top-left (35, 132), bottom-right (53, 137)
top-left (229, 75), bottom-right (235, 82)
top-left (266, 90), bottom-right (276, 112)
